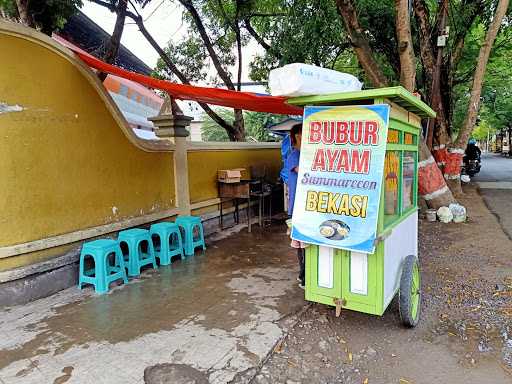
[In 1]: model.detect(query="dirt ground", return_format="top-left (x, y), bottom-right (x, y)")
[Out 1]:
top-left (251, 184), bottom-right (512, 384)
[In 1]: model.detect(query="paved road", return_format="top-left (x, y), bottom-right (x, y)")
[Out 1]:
top-left (473, 152), bottom-right (512, 182)
top-left (473, 152), bottom-right (512, 238)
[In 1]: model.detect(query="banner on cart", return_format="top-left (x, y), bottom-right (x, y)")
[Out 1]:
top-left (291, 104), bottom-right (390, 254)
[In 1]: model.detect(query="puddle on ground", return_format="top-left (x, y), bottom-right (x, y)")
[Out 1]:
top-left (0, 225), bottom-right (306, 383)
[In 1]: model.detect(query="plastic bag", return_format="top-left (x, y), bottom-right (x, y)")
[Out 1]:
top-left (269, 63), bottom-right (362, 97)
top-left (449, 203), bottom-right (467, 223)
top-left (437, 206), bottom-right (453, 223)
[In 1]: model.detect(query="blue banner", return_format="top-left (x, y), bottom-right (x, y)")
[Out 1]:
top-left (291, 105), bottom-right (390, 254)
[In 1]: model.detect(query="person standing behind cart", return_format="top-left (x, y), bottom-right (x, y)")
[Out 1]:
top-left (286, 123), bottom-right (307, 289)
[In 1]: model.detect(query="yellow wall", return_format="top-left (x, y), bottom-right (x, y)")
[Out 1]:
top-left (0, 32), bottom-right (174, 263)
top-left (187, 150), bottom-right (281, 203)
top-left (0, 25), bottom-right (282, 273)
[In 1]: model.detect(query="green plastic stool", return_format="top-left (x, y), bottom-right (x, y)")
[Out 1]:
top-left (118, 228), bottom-right (157, 276)
top-left (149, 222), bottom-right (184, 265)
top-left (78, 239), bottom-right (128, 294)
top-left (175, 216), bottom-right (206, 256)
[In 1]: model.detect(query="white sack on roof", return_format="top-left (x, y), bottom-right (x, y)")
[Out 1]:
top-left (269, 63), bottom-right (362, 97)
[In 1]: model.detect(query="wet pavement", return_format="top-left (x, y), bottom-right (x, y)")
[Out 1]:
top-left (0, 224), bottom-right (306, 384)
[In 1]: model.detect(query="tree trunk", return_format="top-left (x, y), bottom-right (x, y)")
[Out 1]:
top-left (446, 0), bottom-right (509, 193)
top-left (231, 109), bottom-right (245, 141)
top-left (394, 0), bottom-right (416, 92)
top-left (335, 0), bottom-right (455, 208)
top-left (98, 0), bottom-right (128, 82)
top-left (335, 0), bottom-right (388, 87)
top-left (235, 24), bottom-right (243, 92)
top-left (15, 0), bottom-right (35, 28)
top-left (455, 0), bottom-right (509, 148)
top-left (413, 0), bottom-right (434, 97)
top-left (418, 141), bottom-right (457, 208)
top-left (427, 0), bottom-right (448, 149)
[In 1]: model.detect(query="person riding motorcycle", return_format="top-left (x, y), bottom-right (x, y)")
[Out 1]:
top-left (463, 138), bottom-right (482, 177)
top-left (465, 138), bottom-right (481, 161)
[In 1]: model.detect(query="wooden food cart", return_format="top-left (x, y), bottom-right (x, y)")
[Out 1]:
top-left (288, 87), bottom-right (435, 327)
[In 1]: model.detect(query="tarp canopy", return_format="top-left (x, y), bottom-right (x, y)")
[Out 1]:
top-left (70, 47), bottom-right (303, 116)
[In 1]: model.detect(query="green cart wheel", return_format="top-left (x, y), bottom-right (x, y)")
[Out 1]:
top-left (399, 255), bottom-right (421, 327)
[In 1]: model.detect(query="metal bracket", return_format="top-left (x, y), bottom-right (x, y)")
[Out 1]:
top-left (373, 230), bottom-right (392, 246)
top-left (333, 298), bottom-right (347, 317)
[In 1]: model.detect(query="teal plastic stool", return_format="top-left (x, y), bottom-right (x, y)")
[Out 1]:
top-left (78, 239), bottom-right (128, 294)
top-left (149, 222), bottom-right (184, 265)
top-left (175, 216), bottom-right (206, 256)
top-left (118, 228), bottom-right (157, 276)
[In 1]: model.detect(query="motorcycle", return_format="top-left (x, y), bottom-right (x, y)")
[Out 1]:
top-left (461, 155), bottom-right (481, 177)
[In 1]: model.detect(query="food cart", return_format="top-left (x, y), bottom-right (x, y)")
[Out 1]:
top-left (287, 87), bottom-right (435, 327)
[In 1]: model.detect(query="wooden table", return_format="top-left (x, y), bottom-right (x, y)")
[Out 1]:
top-left (218, 180), bottom-right (252, 232)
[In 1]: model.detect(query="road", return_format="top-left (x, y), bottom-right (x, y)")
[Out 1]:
top-left (473, 152), bottom-right (512, 238)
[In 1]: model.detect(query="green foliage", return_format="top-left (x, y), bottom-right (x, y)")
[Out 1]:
top-left (472, 118), bottom-right (496, 141)
top-left (248, 0), bottom-right (350, 81)
top-left (152, 0), bottom-right (512, 142)
top-left (155, 0), bottom-right (242, 85)
top-left (247, 0), bottom-right (402, 86)
top-left (155, 36), bottom-right (208, 83)
top-left (0, 0), bottom-right (82, 35)
top-left (452, 19), bottom-right (512, 137)
top-left (200, 108), bottom-right (282, 142)
top-left (0, 0), bottom-right (17, 16)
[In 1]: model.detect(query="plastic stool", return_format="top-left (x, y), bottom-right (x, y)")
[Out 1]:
top-left (78, 239), bottom-right (128, 294)
top-left (149, 222), bottom-right (184, 265)
top-left (175, 216), bottom-right (206, 256)
top-left (118, 228), bottom-right (157, 276)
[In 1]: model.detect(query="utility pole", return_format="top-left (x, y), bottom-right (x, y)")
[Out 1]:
top-left (427, 0), bottom-right (449, 149)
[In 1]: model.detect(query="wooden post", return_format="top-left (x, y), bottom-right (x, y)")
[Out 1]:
top-left (149, 97), bottom-right (193, 216)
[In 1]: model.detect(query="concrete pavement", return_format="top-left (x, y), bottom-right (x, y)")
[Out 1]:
top-left (473, 152), bottom-right (512, 239)
top-left (0, 225), bottom-right (306, 384)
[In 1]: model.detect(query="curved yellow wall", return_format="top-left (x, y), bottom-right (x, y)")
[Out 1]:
top-left (0, 23), bottom-right (282, 275)
top-left (0, 31), bottom-right (174, 250)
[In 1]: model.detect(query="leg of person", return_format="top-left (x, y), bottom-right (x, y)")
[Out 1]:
top-left (298, 248), bottom-right (305, 287)
top-left (296, 248), bottom-right (303, 281)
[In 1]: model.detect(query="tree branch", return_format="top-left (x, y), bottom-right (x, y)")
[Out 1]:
top-left (244, 17), bottom-right (275, 54)
top-left (15, 0), bottom-right (36, 28)
top-left (246, 12), bottom-right (286, 18)
top-left (335, 0), bottom-right (388, 87)
top-left (395, 0), bottom-right (416, 91)
top-left (90, 0), bottom-right (237, 136)
top-left (235, 1), bottom-right (243, 91)
top-left (413, 0), bottom-right (436, 96)
top-left (98, 0), bottom-right (128, 82)
top-left (455, 0), bottom-right (510, 147)
top-left (178, 0), bottom-right (235, 90)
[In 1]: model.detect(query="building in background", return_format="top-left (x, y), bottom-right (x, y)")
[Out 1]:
top-left (54, 10), bottom-right (165, 140)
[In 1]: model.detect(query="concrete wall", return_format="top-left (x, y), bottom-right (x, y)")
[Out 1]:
top-left (0, 22), bottom-right (282, 296)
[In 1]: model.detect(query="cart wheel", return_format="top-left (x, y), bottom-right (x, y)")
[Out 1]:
top-left (399, 255), bottom-right (421, 327)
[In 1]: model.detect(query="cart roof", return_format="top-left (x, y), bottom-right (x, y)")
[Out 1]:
top-left (287, 86), bottom-right (436, 119)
